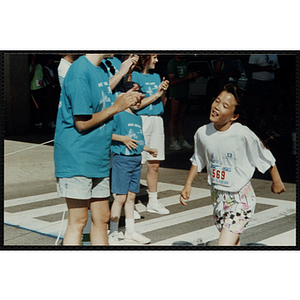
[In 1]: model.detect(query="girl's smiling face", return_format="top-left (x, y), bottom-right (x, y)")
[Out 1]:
top-left (148, 55), bottom-right (158, 70)
top-left (210, 91), bottom-right (239, 131)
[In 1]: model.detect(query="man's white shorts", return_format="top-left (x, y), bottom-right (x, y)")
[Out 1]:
top-left (141, 115), bottom-right (165, 164)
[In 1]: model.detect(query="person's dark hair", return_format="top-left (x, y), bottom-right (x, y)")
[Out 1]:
top-left (222, 83), bottom-right (272, 149)
top-left (133, 55), bottom-right (152, 72)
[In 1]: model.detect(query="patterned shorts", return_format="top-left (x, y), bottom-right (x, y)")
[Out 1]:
top-left (211, 182), bottom-right (256, 234)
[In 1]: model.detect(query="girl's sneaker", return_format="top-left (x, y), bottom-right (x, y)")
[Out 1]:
top-left (108, 231), bottom-right (124, 245)
top-left (147, 200), bottom-right (170, 214)
top-left (124, 231), bottom-right (151, 244)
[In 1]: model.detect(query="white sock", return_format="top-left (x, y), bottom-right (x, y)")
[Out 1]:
top-left (125, 218), bottom-right (135, 234)
top-left (148, 191), bottom-right (158, 204)
top-left (110, 221), bottom-right (118, 234)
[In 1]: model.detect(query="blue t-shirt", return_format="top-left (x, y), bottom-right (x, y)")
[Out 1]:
top-left (131, 71), bottom-right (164, 116)
top-left (102, 56), bottom-right (122, 103)
top-left (54, 55), bottom-right (114, 178)
top-left (111, 110), bottom-right (145, 155)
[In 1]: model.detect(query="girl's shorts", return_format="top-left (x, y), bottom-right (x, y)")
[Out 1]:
top-left (111, 154), bottom-right (142, 195)
top-left (56, 176), bottom-right (110, 200)
top-left (141, 115), bottom-right (165, 164)
top-left (211, 182), bottom-right (256, 234)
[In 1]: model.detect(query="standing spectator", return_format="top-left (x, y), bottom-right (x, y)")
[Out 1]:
top-left (28, 54), bottom-right (47, 130)
top-left (109, 81), bottom-right (156, 245)
top-left (54, 54), bottom-right (143, 245)
top-left (248, 54), bottom-right (280, 136)
top-left (167, 55), bottom-right (198, 150)
top-left (131, 54), bottom-right (170, 214)
top-left (57, 53), bottom-right (80, 88)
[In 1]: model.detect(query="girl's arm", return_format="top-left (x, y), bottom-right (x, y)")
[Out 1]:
top-left (74, 86), bottom-right (142, 132)
top-left (180, 164), bottom-right (199, 206)
top-left (112, 134), bottom-right (138, 150)
top-left (269, 164), bottom-right (286, 194)
top-left (109, 55), bottom-right (139, 90)
top-left (139, 78), bottom-right (169, 109)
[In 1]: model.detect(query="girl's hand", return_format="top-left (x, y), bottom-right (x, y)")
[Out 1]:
top-left (122, 136), bottom-right (138, 150)
top-left (149, 148), bottom-right (158, 157)
top-left (271, 180), bottom-right (286, 194)
top-left (120, 54), bottom-right (139, 75)
top-left (180, 186), bottom-right (191, 206)
top-left (158, 77), bottom-right (169, 92)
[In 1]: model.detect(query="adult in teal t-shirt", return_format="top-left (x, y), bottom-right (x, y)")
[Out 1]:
top-left (54, 55), bottom-right (114, 178)
top-left (53, 54), bottom-right (144, 246)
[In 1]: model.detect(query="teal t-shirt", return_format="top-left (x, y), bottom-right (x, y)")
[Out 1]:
top-left (111, 110), bottom-right (145, 155)
top-left (131, 71), bottom-right (164, 116)
top-left (54, 55), bottom-right (114, 178)
top-left (102, 56), bottom-right (122, 103)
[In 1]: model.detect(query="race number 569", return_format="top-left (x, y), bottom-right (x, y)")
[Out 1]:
top-left (212, 168), bottom-right (226, 180)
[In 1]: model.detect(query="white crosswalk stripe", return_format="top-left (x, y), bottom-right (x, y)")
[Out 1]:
top-left (4, 180), bottom-right (296, 246)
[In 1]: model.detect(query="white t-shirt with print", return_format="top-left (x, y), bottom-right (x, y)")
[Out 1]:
top-left (191, 122), bottom-right (276, 192)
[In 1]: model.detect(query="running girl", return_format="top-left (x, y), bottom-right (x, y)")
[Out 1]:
top-left (180, 83), bottom-right (286, 246)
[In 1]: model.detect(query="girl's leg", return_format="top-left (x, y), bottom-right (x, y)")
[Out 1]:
top-left (63, 198), bottom-right (89, 245)
top-left (89, 198), bottom-right (111, 245)
top-left (124, 191), bottom-right (136, 220)
top-left (110, 194), bottom-right (127, 222)
top-left (110, 194), bottom-right (127, 234)
top-left (218, 228), bottom-right (241, 246)
top-left (146, 160), bottom-right (169, 214)
top-left (146, 160), bottom-right (160, 193)
top-left (124, 191), bottom-right (151, 244)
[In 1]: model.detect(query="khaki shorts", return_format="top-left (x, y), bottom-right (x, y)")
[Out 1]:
top-left (56, 176), bottom-right (110, 200)
top-left (141, 115), bottom-right (165, 164)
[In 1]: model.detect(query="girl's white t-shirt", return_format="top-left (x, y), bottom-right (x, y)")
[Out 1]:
top-left (191, 122), bottom-right (276, 192)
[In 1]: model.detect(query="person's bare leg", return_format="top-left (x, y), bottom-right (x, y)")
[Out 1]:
top-left (124, 191), bottom-right (136, 220)
top-left (110, 195), bottom-right (127, 222)
top-left (89, 198), bottom-right (110, 245)
top-left (63, 198), bottom-right (88, 245)
top-left (146, 160), bottom-right (160, 193)
top-left (218, 228), bottom-right (241, 246)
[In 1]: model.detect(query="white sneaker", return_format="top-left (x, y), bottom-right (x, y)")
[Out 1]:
top-left (169, 141), bottom-right (181, 151)
top-left (180, 140), bottom-right (193, 149)
top-left (108, 232), bottom-right (120, 245)
top-left (124, 231), bottom-right (151, 244)
top-left (147, 200), bottom-right (170, 214)
top-left (108, 231), bottom-right (124, 245)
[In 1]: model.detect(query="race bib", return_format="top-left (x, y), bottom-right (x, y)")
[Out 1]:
top-left (210, 164), bottom-right (232, 187)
